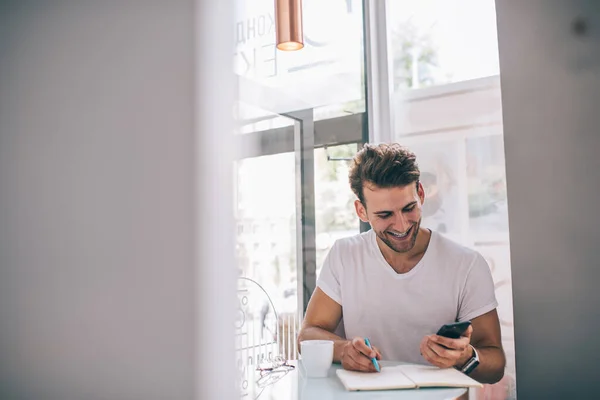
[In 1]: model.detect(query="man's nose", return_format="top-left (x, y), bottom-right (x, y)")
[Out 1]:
top-left (392, 213), bottom-right (411, 231)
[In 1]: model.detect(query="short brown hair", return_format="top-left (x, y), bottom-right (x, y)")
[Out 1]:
top-left (349, 143), bottom-right (420, 205)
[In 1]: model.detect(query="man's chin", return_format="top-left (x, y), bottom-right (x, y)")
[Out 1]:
top-left (393, 242), bottom-right (416, 253)
top-left (381, 238), bottom-right (416, 254)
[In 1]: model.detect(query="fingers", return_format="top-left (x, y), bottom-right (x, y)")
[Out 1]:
top-left (420, 336), bottom-right (445, 368)
top-left (372, 346), bottom-right (382, 360)
top-left (421, 324), bottom-right (473, 369)
top-left (341, 338), bottom-right (379, 372)
top-left (420, 336), bottom-right (462, 369)
top-left (342, 345), bottom-right (377, 372)
top-left (428, 341), bottom-right (462, 360)
top-left (347, 346), bottom-right (378, 371)
top-left (429, 333), bottom-right (470, 352)
top-left (464, 325), bottom-right (473, 337)
top-left (351, 337), bottom-right (377, 358)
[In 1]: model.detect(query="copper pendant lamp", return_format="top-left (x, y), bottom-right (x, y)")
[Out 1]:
top-left (274, 0), bottom-right (304, 51)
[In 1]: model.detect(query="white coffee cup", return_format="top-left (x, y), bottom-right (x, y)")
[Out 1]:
top-left (300, 340), bottom-right (334, 378)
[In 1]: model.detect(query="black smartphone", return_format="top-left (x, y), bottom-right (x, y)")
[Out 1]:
top-left (436, 321), bottom-right (471, 339)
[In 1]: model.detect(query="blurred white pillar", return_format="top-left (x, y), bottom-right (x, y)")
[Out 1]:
top-left (0, 1), bottom-right (237, 399)
top-left (195, 0), bottom-right (237, 399)
top-left (497, 0), bottom-right (600, 398)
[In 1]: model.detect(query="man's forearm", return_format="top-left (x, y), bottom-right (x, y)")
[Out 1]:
top-left (465, 346), bottom-right (505, 384)
top-left (297, 326), bottom-right (349, 362)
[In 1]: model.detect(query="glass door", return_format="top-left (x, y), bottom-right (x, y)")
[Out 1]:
top-left (234, 105), bottom-right (315, 399)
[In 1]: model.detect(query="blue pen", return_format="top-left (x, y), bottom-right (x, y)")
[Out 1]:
top-left (364, 338), bottom-right (380, 372)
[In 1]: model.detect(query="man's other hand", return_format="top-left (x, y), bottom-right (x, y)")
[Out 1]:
top-left (340, 337), bottom-right (382, 372)
top-left (420, 325), bottom-right (473, 369)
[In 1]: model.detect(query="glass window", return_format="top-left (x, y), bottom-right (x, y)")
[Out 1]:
top-left (235, 151), bottom-right (298, 312)
top-left (406, 138), bottom-right (467, 243)
top-left (234, 0), bottom-right (366, 126)
top-left (387, 1), bottom-right (515, 398)
top-left (314, 144), bottom-right (361, 276)
top-left (466, 134), bottom-right (509, 241)
top-left (233, 1), bottom-right (367, 397)
top-left (387, 0), bottom-right (499, 91)
top-left (234, 152), bottom-right (299, 400)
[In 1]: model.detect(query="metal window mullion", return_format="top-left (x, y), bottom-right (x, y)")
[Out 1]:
top-left (236, 113), bottom-right (364, 159)
top-left (284, 109), bottom-right (316, 315)
top-left (363, 0), bottom-right (394, 144)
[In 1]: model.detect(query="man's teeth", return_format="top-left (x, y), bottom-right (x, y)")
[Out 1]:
top-left (389, 229), bottom-right (409, 238)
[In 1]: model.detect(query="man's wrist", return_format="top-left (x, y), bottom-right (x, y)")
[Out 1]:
top-left (455, 344), bottom-right (474, 369)
top-left (333, 339), bottom-right (351, 362)
top-left (454, 344), bottom-right (480, 375)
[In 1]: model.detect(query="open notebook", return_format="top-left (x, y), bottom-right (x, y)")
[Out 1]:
top-left (336, 364), bottom-right (483, 391)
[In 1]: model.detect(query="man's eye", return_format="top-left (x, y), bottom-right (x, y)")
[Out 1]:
top-left (404, 206), bottom-right (416, 212)
top-left (379, 214), bottom-right (391, 219)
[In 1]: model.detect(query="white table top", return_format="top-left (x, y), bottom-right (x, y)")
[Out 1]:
top-left (251, 360), bottom-right (468, 400)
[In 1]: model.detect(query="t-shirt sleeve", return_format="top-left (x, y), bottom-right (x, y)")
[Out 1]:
top-left (457, 253), bottom-right (498, 322)
top-left (316, 241), bottom-right (343, 305)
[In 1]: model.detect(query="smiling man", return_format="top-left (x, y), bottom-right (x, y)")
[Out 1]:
top-left (298, 143), bottom-right (505, 384)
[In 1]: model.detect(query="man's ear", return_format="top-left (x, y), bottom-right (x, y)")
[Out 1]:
top-left (354, 199), bottom-right (369, 222)
top-left (417, 181), bottom-right (426, 205)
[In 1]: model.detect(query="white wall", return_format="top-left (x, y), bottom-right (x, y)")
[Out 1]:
top-left (496, 1), bottom-right (600, 398)
top-left (0, 1), bottom-right (235, 399)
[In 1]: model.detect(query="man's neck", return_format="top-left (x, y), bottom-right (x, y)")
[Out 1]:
top-left (377, 228), bottom-right (432, 274)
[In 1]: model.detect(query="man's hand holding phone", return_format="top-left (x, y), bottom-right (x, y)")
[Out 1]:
top-left (420, 322), bottom-right (474, 369)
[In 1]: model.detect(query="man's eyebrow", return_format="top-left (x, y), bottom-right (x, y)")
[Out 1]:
top-left (402, 201), bottom-right (418, 210)
top-left (373, 201), bottom-right (418, 214)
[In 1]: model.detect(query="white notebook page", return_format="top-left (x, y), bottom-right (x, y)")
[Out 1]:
top-left (397, 364), bottom-right (483, 388)
top-left (336, 366), bottom-right (415, 391)
top-left (336, 364), bottom-right (483, 391)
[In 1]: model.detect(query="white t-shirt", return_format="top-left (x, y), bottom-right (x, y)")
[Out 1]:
top-left (317, 229), bottom-right (498, 364)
